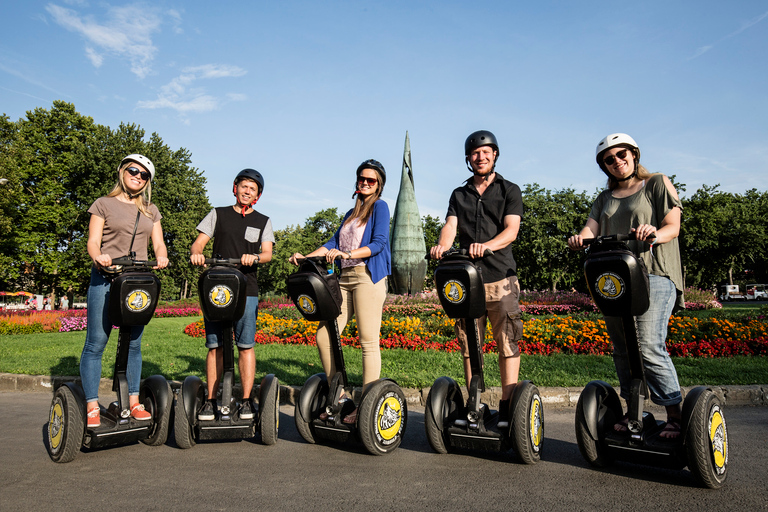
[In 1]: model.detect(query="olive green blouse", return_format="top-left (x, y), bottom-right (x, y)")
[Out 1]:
top-left (589, 173), bottom-right (685, 310)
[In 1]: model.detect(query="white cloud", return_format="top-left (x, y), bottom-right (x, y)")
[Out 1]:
top-left (689, 10), bottom-right (768, 60)
top-left (136, 64), bottom-right (248, 115)
top-left (45, 2), bottom-right (161, 78)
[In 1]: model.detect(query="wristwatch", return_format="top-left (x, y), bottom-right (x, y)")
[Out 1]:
top-left (346, 251), bottom-right (353, 259)
top-left (254, 254), bottom-right (260, 263)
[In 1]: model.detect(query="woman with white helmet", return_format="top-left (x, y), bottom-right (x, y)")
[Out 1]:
top-left (568, 134), bottom-right (685, 440)
top-left (81, 154), bottom-right (169, 428)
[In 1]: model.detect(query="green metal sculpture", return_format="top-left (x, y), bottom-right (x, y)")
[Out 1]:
top-left (390, 131), bottom-right (427, 294)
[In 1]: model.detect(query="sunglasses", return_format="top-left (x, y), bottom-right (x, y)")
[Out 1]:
top-left (357, 176), bottom-right (378, 187)
top-left (126, 166), bottom-right (151, 181)
top-left (603, 149), bottom-right (630, 166)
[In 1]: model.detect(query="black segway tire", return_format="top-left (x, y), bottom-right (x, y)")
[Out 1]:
top-left (685, 387), bottom-right (728, 489)
top-left (47, 385), bottom-right (84, 463)
top-left (174, 388), bottom-right (197, 449)
top-left (259, 375), bottom-right (280, 446)
top-left (140, 376), bottom-right (173, 446)
top-left (424, 377), bottom-right (464, 454)
top-left (358, 379), bottom-right (408, 456)
top-left (509, 381), bottom-right (544, 464)
top-left (295, 374), bottom-right (329, 444)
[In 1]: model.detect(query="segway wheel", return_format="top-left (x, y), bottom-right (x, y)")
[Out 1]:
top-left (686, 388), bottom-right (728, 489)
top-left (424, 379), bottom-right (463, 454)
top-left (295, 374), bottom-right (329, 444)
top-left (509, 382), bottom-right (544, 465)
top-left (173, 389), bottom-right (197, 449)
top-left (141, 377), bottom-right (173, 446)
top-left (47, 386), bottom-right (84, 463)
top-left (259, 375), bottom-right (280, 446)
top-left (358, 380), bottom-right (408, 456)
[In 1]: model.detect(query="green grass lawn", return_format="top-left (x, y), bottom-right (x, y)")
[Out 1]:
top-left (0, 316), bottom-right (766, 388)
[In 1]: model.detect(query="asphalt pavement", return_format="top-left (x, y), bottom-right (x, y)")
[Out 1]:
top-left (2, 390), bottom-right (767, 512)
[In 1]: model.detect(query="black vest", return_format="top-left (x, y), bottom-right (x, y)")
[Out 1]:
top-left (212, 206), bottom-right (269, 296)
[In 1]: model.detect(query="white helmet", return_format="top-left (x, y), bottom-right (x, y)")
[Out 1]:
top-left (119, 154), bottom-right (155, 181)
top-left (595, 133), bottom-right (640, 164)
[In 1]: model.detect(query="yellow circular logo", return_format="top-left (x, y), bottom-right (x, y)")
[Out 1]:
top-left (49, 401), bottom-right (63, 450)
top-left (709, 405), bottom-right (728, 473)
top-left (376, 393), bottom-right (404, 444)
top-left (442, 280), bottom-right (465, 304)
top-left (596, 273), bottom-right (624, 300)
top-left (297, 295), bottom-right (316, 315)
top-left (209, 285), bottom-right (233, 308)
top-left (126, 289), bottom-right (151, 312)
top-left (529, 394), bottom-right (543, 452)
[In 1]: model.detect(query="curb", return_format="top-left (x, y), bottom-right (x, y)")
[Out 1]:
top-left (2, 373), bottom-right (767, 408)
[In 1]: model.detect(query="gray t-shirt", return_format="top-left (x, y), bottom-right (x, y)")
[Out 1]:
top-left (589, 173), bottom-right (685, 309)
top-left (88, 196), bottom-right (161, 260)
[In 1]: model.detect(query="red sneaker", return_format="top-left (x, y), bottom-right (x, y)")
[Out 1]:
top-left (87, 407), bottom-right (101, 428)
top-left (130, 403), bottom-right (151, 421)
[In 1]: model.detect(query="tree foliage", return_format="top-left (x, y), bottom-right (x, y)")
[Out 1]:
top-left (0, 101), bottom-right (210, 300)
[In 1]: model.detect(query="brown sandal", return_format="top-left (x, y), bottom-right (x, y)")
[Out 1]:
top-left (659, 419), bottom-right (682, 440)
top-left (614, 413), bottom-right (629, 432)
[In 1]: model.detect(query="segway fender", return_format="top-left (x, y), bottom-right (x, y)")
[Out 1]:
top-left (297, 373), bottom-right (327, 423)
top-left (580, 380), bottom-right (621, 441)
top-left (681, 385), bottom-right (708, 445)
top-left (428, 376), bottom-right (461, 431)
top-left (142, 375), bottom-right (172, 413)
top-left (63, 381), bottom-right (87, 427)
top-left (181, 375), bottom-right (204, 426)
top-left (259, 374), bottom-right (279, 407)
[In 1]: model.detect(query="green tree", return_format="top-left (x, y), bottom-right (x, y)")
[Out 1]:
top-left (516, 184), bottom-right (595, 291)
top-left (681, 186), bottom-right (768, 289)
top-left (258, 208), bottom-right (343, 296)
top-left (0, 101), bottom-right (211, 301)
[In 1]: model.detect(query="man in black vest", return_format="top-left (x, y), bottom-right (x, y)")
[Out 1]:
top-left (430, 130), bottom-right (524, 429)
top-left (190, 169), bottom-right (274, 421)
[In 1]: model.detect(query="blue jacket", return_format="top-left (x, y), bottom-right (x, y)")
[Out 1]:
top-left (323, 199), bottom-right (391, 284)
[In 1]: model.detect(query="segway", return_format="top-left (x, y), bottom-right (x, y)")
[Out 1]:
top-left (47, 256), bottom-right (173, 463)
top-left (574, 234), bottom-right (728, 489)
top-left (174, 257), bottom-right (280, 448)
top-left (287, 256), bottom-right (407, 455)
top-left (424, 249), bottom-right (544, 464)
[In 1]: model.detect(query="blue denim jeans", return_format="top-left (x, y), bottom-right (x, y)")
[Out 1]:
top-left (605, 274), bottom-right (682, 406)
top-left (205, 295), bottom-right (259, 349)
top-left (80, 268), bottom-right (144, 402)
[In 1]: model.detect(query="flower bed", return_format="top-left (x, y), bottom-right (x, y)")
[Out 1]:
top-left (0, 306), bottom-right (201, 334)
top-left (183, 305), bottom-right (768, 358)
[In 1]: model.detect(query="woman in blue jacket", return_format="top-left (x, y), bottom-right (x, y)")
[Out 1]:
top-left (290, 159), bottom-right (391, 424)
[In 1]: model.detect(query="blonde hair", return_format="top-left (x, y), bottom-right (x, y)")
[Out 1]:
top-left (345, 168), bottom-right (384, 227)
top-left (107, 162), bottom-right (154, 217)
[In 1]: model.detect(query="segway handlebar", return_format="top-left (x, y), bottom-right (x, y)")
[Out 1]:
top-left (203, 257), bottom-right (244, 266)
top-left (294, 254), bottom-right (343, 264)
top-left (425, 247), bottom-right (494, 260)
top-left (579, 232), bottom-right (656, 246)
top-left (110, 256), bottom-right (159, 268)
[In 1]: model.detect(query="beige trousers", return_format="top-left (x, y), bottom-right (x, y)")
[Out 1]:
top-left (316, 265), bottom-right (387, 390)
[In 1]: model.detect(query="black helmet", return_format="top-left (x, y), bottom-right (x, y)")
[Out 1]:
top-left (356, 159), bottom-right (386, 187)
top-left (234, 168), bottom-right (264, 194)
top-left (464, 130), bottom-right (500, 158)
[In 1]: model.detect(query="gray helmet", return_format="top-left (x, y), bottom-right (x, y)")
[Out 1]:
top-left (464, 130), bottom-right (499, 158)
top-left (234, 168), bottom-right (264, 194)
top-left (356, 159), bottom-right (386, 188)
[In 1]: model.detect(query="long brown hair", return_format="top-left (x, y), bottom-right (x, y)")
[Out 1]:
top-left (600, 147), bottom-right (653, 190)
top-left (107, 162), bottom-right (154, 217)
top-left (345, 167), bottom-right (384, 227)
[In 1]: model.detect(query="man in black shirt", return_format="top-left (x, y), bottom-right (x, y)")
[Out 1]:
top-left (190, 169), bottom-right (274, 421)
top-left (430, 130), bottom-right (524, 428)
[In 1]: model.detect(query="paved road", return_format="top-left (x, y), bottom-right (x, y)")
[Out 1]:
top-left (2, 392), bottom-right (767, 511)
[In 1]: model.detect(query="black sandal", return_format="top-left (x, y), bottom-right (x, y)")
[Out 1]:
top-left (659, 419), bottom-right (682, 440)
top-left (614, 413), bottom-right (629, 433)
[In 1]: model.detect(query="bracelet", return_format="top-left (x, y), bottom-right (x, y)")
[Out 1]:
top-left (254, 254), bottom-right (260, 263)
top-left (346, 251), bottom-right (353, 259)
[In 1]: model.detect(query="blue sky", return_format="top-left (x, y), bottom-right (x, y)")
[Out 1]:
top-left (2, 1), bottom-right (766, 231)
